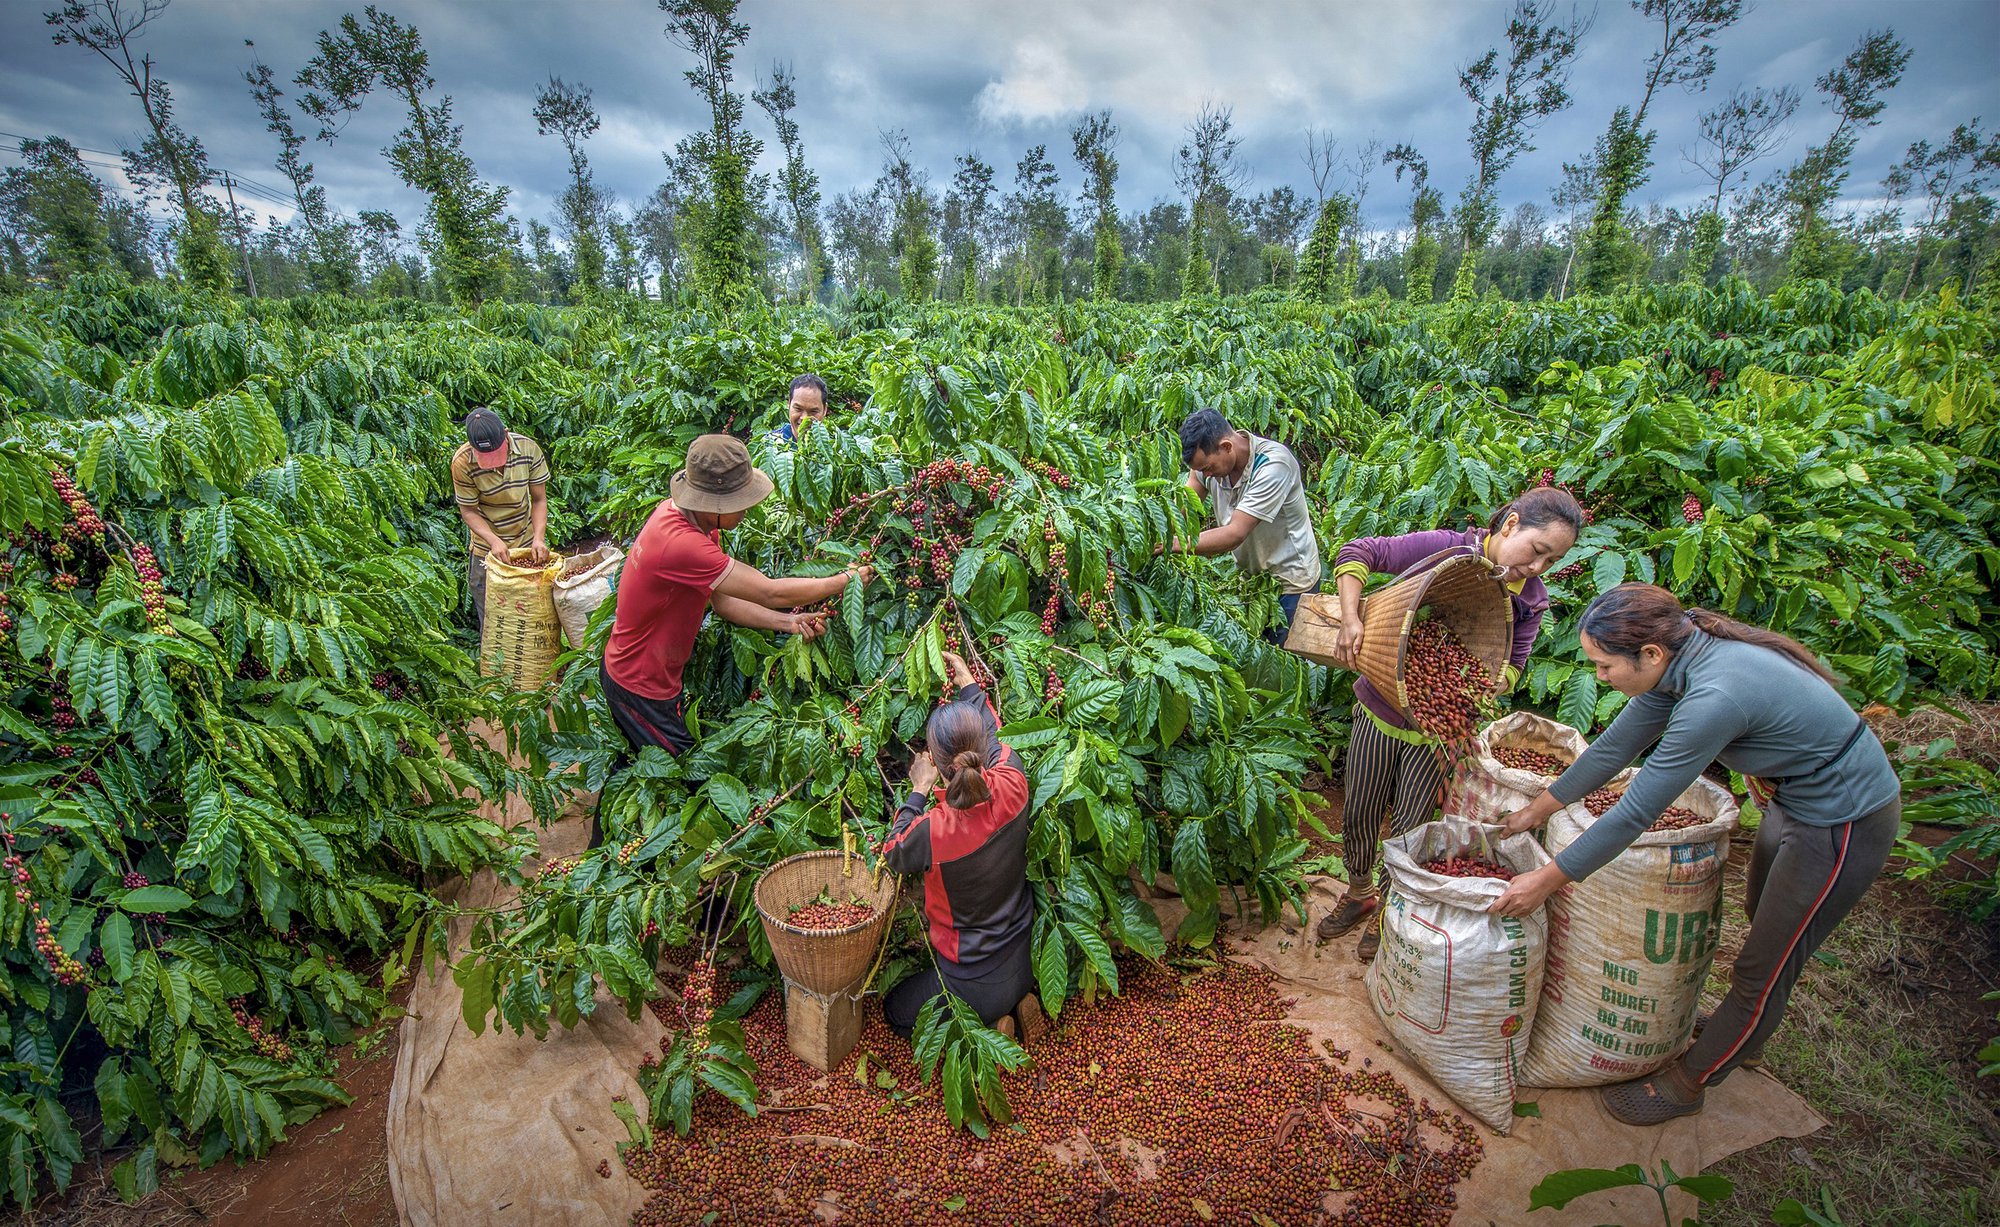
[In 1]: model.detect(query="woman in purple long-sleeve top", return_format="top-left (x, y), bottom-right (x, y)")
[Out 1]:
top-left (1314, 486), bottom-right (1584, 960)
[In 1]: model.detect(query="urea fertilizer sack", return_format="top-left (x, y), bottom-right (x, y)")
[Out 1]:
top-left (1366, 816), bottom-right (1551, 1134)
top-left (1450, 713), bottom-right (1634, 824)
top-left (1518, 775), bottom-right (1739, 1089)
top-left (552, 544), bottom-right (624, 648)
top-left (479, 557), bottom-right (563, 689)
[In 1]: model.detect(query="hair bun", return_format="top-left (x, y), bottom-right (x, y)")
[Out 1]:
top-left (951, 750), bottom-right (984, 774)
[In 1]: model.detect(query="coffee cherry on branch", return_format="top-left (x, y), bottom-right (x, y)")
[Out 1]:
top-left (1682, 494), bottom-right (1704, 524)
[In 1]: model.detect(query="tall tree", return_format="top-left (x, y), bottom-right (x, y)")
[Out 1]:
top-left (1174, 104), bottom-right (1249, 287)
top-left (878, 131), bottom-right (937, 301)
top-left (1452, 0), bottom-right (1587, 297)
top-left (633, 179), bottom-right (687, 297)
top-left (1781, 28), bottom-right (1912, 283)
top-left (0, 137), bottom-right (115, 284)
top-left (1884, 121), bottom-right (2000, 297)
top-left (1005, 145), bottom-right (1063, 304)
top-left (659, 0), bottom-right (764, 303)
top-left (1340, 138), bottom-right (1383, 299)
top-left (532, 75), bottom-right (606, 295)
top-left (1070, 111), bottom-right (1122, 300)
top-left (46, 0), bottom-right (233, 292)
top-left (298, 5), bottom-right (513, 304)
top-left (753, 62), bottom-right (825, 300)
top-left (245, 48), bottom-right (357, 295)
top-left (1681, 84), bottom-right (1798, 281)
top-left (1582, 1), bottom-right (1743, 290)
top-left (1387, 144), bottom-right (1443, 304)
top-left (947, 153), bottom-right (995, 301)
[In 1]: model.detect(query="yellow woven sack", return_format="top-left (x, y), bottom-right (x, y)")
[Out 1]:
top-left (479, 557), bottom-right (563, 689)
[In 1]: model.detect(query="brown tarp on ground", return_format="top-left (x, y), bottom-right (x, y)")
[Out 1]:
top-left (384, 722), bottom-right (1820, 1225)
top-left (1151, 875), bottom-right (1827, 1227)
top-left (386, 722), bottom-right (665, 1227)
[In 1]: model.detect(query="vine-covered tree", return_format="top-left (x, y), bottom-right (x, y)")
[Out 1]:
top-left (1781, 28), bottom-right (1912, 284)
top-left (245, 50), bottom-right (358, 296)
top-left (1681, 84), bottom-right (1799, 282)
top-left (659, 0), bottom-right (764, 303)
top-left (1295, 192), bottom-right (1352, 304)
top-left (1386, 144), bottom-right (1443, 304)
top-left (1174, 104), bottom-right (1248, 292)
top-left (46, 0), bottom-right (233, 292)
top-left (1883, 121), bottom-right (1999, 297)
top-left (753, 62), bottom-right (825, 300)
top-left (878, 131), bottom-right (938, 301)
top-left (946, 153), bottom-right (996, 301)
top-left (1452, 0), bottom-right (1587, 297)
top-left (1580, 0), bottom-right (1744, 292)
top-left (1340, 138), bottom-right (1383, 300)
top-left (532, 75), bottom-right (606, 296)
top-left (1070, 111), bottom-right (1122, 301)
top-left (298, 5), bottom-right (513, 304)
top-left (1004, 145), bottom-right (1064, 304)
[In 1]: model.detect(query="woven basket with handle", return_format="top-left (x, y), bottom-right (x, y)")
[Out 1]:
top-left (1283, 548), bottom-right (1515, 722)
top-left (754, 850), bottom-right (900, 995)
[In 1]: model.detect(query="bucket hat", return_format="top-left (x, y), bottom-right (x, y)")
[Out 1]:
top-left (671, 434), bottom-right (775, 514)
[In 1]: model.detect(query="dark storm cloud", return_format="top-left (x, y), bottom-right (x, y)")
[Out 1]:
top-left (3, 0), bottom-right (1996, 239)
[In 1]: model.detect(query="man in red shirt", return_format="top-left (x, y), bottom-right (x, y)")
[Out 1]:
top-left (601, 434), bottom-right (871, 755)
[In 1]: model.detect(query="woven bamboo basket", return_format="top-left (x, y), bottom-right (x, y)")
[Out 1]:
top-left (1283, 549), bottom-right (1514, 721)
top-left (754, 850), bottom-right (900, 995)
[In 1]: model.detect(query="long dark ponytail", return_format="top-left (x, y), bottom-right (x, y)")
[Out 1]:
top-left (1580, 583), bottom-right (1841, 686)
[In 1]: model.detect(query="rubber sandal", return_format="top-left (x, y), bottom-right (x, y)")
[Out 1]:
top-left (1356, 912), bottom-right (1382, 963)
top-left (1601, 1064), bottom-right (1706, 1126)
top-left (1316, 895), bottom-right (1379, 943)
top-left (1691, 1011), bottom-right (1765, 1070)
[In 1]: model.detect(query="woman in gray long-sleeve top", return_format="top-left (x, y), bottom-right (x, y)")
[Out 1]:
top-left (1490, 583), bottom-right (1900, 1126)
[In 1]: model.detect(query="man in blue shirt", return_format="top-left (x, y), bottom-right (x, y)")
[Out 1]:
top-left (769, 374), bottom-right (831, 445)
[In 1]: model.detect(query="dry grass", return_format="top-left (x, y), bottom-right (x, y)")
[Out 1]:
top-left (1865, 700), bottom-right (2000, 772)
top-left (1703, 840), bottom-right (2000, 1226)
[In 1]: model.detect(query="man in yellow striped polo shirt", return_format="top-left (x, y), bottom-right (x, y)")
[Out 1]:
top-left (451, 407), bottom-right (550, 632)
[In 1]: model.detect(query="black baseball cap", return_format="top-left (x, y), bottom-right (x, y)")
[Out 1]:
top-left (465, 407), bottom-right (509, 469)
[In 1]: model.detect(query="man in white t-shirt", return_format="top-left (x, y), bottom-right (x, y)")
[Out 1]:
top-left (1176, 407), bottom-right (1323, 642)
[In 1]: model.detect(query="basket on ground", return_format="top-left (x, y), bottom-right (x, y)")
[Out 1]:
top-left (1283, 549), bottom-right (1514, 720)
top-left (754, 850), bottom-right (900, 995)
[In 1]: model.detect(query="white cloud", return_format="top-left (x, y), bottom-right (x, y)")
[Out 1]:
top-left (973, 41), bottom-right (1090, 128)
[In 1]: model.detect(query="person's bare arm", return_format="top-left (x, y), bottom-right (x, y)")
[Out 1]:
top-left (1189, 509), bottom-right (1261, 557)
top-left (457, 505), bottom-right (514, 560)
top-left (712, 561), bottom-right (868, 609)
top-left (527, 483), bottom-right (549, 563)
top-left (712, 592), bottom-right (830, 639)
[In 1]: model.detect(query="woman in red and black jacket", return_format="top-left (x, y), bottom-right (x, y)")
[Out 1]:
top-left (880, 652), bottom-right (1038, 1038)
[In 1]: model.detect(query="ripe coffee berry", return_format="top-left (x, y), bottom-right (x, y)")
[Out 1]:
top-left (1493, 746), bottom-right (1570, 776)
top-left (786, 900), bottom-right (876, 930)
top-left (1423, 854), bottom-right (1516, 881)
top-left (1682, 495), bottom-right (1704, 524)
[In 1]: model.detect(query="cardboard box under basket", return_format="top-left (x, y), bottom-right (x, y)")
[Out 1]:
top-left (754, 850), bottom-right (900, 1072)
top-left (1282, 550), bottom-right (1515, 718)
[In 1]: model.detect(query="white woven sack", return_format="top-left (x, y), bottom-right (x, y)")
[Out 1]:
top-left (1451, 713), bottom-right (1633, 824)
top-left (1366, 816), bottom-right (1551, 1134)
top-left (1519, 775), bottom-right (1740, 1089)
top-left (552, 544), bottom-right (625, 648)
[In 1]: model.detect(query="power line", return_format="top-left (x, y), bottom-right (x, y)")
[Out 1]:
top-left (1, 135), bottom-right (365, 229)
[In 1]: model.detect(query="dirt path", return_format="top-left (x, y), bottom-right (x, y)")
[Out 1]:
top-left (38, 1010), bottom-right (402, 1227)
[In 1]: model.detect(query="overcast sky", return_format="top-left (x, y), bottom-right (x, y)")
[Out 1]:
top-left (4, 0), bottom-right (1997, 240)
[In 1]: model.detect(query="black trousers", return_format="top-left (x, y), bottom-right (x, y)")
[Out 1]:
top-left (599, 664), bottom-right (695, 756)
top-left (1682, 796), bottom-right (1899, 1085)
top-left (1339, 705), bottom-right (1446, 900)
top-left (882, 936), bottom-right (1035, 1039)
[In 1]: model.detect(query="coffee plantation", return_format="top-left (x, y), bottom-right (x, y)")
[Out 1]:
top-left (1, 274), bottom-right (1996, 1205)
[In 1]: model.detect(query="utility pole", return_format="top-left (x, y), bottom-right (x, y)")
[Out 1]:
top-left (222, 173), bottom-right (258, 297)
